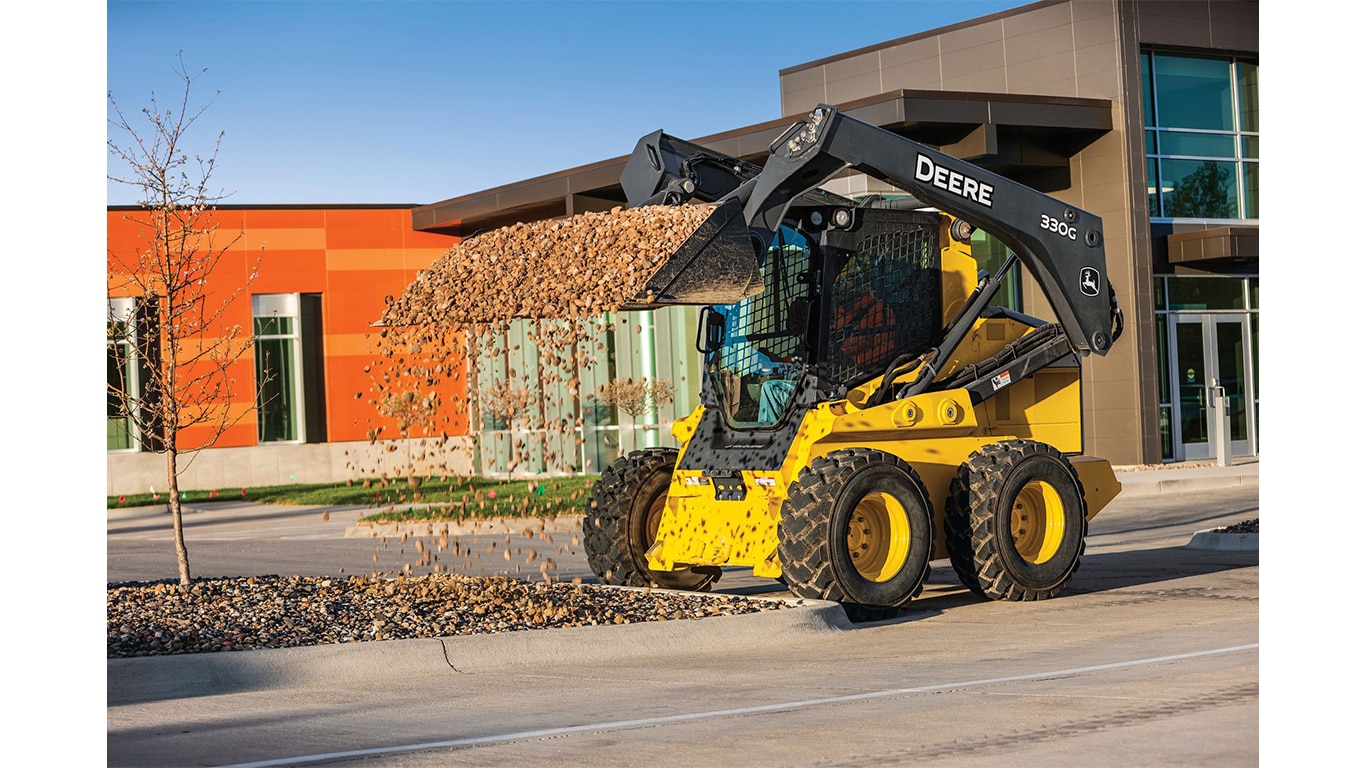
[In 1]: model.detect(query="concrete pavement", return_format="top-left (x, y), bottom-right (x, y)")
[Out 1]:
top-left (108, 458), bottom-right (1259, 704)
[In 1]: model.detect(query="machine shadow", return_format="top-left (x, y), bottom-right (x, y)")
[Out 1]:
top-left (1066, 545), bottom-right (1258, 594)
top-left (775, 544), bottom-right (1259, 628)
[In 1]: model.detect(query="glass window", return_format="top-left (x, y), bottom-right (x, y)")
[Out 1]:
top-left (1241, 162), bottom-right (1259, 219)
top-left (1237, 61), bottom-right (1259, 132)
top-left (1143, 51), bottom-right (1257, 221)
top-left (1155, 314), bottom-right (1170, 404)
top-left (1157, 131), bottom-right (1237, 159)
top-left (1152, 54), bottom-right (1234, 131)
top-left (1159, 405), bottom-right (1173, 461)
top-left (1216, 320), bottom-right (1248, 442)
top-left (254, 294), bottom-right (302, 443)
top-left (1160, 159), bottom-right (1239, 219)
top-left (107, 298), bottom-right (137, 451)
top-left (1153, 276), bottom-right (1167, 311)
top-left (1146, 158), bottom-right (1161, 218)
top-left (1165, 276), bottom-right (1246, 311)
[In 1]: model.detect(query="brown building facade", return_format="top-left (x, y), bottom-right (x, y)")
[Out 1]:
top-left (412, 0), bottom-right (1260, 467)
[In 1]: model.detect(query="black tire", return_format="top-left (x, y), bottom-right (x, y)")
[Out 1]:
top-left (582, 448), bottom-right (719, 591)
top-left (945, 440), bottom-right (1088, 601)
top-left (778, 449), bottom-right (934, 621)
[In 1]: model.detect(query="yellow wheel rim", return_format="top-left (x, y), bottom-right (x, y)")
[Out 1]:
top-left (1011, 480), bottom-right (1065, 564)
top-left (846, 492), bottom-right (910, 582)
top-left (645, 494), bottom-right (666, 547)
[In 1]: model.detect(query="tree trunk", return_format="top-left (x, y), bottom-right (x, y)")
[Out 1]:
top-left (165, 448), bottom-right (191, 586)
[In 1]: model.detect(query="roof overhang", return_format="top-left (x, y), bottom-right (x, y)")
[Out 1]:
top-left (412, 89), bottom-right (1112, 237)
top-left (1166, 225), bottom-right (1259, 265)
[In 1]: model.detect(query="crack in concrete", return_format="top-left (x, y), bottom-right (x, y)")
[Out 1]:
top-left (438, 638), bottom-right (467, 674)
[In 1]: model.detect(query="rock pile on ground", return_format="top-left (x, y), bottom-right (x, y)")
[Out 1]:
top-left (381, 204), bottom-right (714, 327)
top-left (107, 574), bottom-right (785, 658)
top-left (1213, 518), bottom-right (1258, 534)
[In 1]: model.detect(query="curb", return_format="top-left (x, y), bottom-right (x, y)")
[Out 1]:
top-left (107, 596), bottom-right (849, 706)
top-left (1186, 530), bottom-right (1259, 552)
top-left (344, 516), bottom-right (584, 539)
top-left (1113, 473), bottom-right (1257, 497)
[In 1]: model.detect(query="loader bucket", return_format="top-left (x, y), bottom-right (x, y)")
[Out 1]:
top-left (618, 198), bottom-right (764, 310)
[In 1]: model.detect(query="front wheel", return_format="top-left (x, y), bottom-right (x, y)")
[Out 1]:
top-left (582, 449), bottom-right (719, 591)
top-left (945, 440), bottom-right (1088, 601)
top-left (778, 449), bottom-right (934, 621)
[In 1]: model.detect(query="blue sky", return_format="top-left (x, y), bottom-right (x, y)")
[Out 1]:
top-left (106, 0), bottom-right (1024, 206)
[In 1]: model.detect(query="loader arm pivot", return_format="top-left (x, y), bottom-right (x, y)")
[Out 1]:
top-left (745, 105), bottom-right (1121, 356)
top-left (621, 130), bottom-right (855, 210)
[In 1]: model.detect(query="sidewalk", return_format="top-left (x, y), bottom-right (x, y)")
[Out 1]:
top-left (1112, 456), bottom-right (1259, 498)
top-left (1114, 457), bottom-right (1259, 552)
top-left (108, 593), bottom-right (849, 705)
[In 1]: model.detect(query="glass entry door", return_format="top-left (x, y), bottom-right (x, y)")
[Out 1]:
top-left (1169, 313), bottom-right (1255, 460)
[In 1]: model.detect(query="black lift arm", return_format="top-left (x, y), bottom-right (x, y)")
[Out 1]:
top-left (744, 105), bottom-right (1121, 357)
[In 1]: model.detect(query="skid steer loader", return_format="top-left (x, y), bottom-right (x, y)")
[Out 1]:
top-left (582, 105), bottom-right (1125, 620)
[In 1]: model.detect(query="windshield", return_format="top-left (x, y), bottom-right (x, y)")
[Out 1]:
top-left (707, 226), bottom-right (812, 428)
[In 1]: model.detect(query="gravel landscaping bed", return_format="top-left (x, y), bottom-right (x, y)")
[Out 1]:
top-left (107, 574), bottom-right (787, 658)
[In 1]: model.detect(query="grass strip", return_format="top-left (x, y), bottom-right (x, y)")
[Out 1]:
top-left (108, 474), bottom-right (599, 522)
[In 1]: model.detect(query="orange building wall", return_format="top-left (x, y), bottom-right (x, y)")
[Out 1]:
top-left (107, 206), bottom-right (464, 451)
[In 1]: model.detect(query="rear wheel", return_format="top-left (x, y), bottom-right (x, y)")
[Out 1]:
top-left (945, 440), bottom-right (1087, 601)
top-left (778, 449), bottom-right (933, 621)
top-left (582, 449), bottom-right (719, 591)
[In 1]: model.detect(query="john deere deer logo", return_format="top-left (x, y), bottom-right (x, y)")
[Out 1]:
top-left (1079, 267), bottom-right (1100, 297)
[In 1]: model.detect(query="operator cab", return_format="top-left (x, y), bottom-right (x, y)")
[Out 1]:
top-left (702, 208), bottom-right (945, 430)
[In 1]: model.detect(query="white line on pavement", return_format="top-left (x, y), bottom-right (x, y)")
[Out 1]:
top-left (219, 643), bottom-right (1259, 768)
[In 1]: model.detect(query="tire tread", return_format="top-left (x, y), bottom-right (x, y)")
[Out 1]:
top-left (945, 440), bottom-right (1087, 601)
top-left (582, 448), bottom-right (718, 591)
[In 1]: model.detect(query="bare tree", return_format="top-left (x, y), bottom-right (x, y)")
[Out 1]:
top-left (595, 377), bottom-right (675, 453)
top-left (482, 376), bottom-right (532, 479)
top-left (376, 389), bottom-right (440, 489)
top-left (596, 377), bottom-right (675, 421)
top-left (107, 54), bottom-right (261, 586)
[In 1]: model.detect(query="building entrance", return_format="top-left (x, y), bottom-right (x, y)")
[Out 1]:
top-left (1167, 313), bottom-right (1256, 460)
